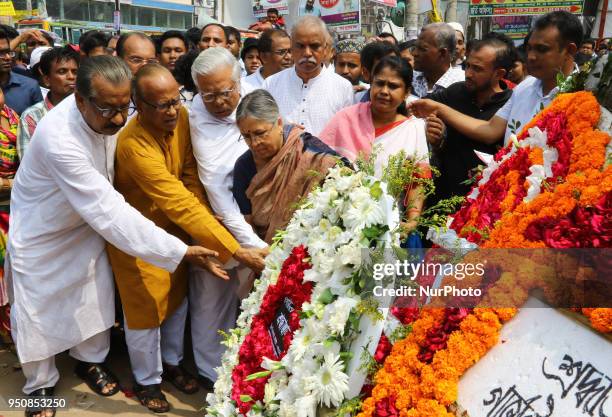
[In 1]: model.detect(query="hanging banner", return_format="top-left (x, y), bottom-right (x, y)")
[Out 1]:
top-left (469, 0), bottom-right (583, 16)
top-left (299, 0), bottom-right (361, 33)
top-left (251, 0), bottom-right (289, 18)
top-left (0, 1), bottom-right (16, 16)
top-left (490, 16), bottom-right (532, 40)
top-left (370, 0), bottom-right (398, 6)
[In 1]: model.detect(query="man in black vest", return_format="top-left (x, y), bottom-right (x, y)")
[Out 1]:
top-left (426, 35), bottom-right (515, 204)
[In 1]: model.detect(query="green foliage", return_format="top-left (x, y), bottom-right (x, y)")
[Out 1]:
top-left (333, 397), bottom-right (364, 417)
top-left (354, 146), bottom-right (380, 177)
top-left (508, 119), bottom-right (522, 135)
top-left (358, 344), bottom-right (382, 376)
top-left (356, 297), bottom-right (384, 321)
top-left (388, 324), bottom-right (413, 344)
top-left (557, 60), bottom-right (594, 93)
top-left (381, 150), bottom-right (433, 200)
top-left (416, 195), bottom-right (464, 235)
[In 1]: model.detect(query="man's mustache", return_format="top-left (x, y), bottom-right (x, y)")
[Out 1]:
top-left (298, 57), bottom-right (318, 66)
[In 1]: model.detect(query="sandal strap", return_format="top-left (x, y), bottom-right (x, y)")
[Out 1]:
top-left (134, 383), bottom-right (167, 401)
top-left (75, 361), bottom-right (119, 395)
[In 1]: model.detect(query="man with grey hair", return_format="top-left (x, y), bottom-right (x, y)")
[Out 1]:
top-left (189, 46), bottom-right (269, 389)
top-left (7, 56), bottom-right (222, 416)
top-left (412, 22), bottom-right (465, 98)
top-left (263, 15), bottom-right (353, 135)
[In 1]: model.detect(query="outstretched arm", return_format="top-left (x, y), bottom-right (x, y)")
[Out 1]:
top-left (409, 99), bottom-right (507, 145)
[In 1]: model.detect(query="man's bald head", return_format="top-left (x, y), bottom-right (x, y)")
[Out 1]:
top-left (132, 64), bottom-right (182, 135)
top-left (132, 64), bottom-right (178, 100)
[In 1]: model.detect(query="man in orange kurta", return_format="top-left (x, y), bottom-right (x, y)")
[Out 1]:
top-left (107, 64), bottom-right (266, 412)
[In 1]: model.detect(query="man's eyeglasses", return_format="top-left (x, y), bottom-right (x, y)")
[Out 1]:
top-left (239, 124), bottom-right (275, 144)
top-left (0, 50), bottom-right (16, 58)
top-left (88, 97), bottom-right (133, 118)
top-left (127, 56), bottom-right (159, 65)
top-left (179, 90), bottom-right (194, 104)
top-left (272, 48), bottom-right (291, 57)
top-left (199, 84), bottom-right (237, 103)
top-left (140, 95), bottom-right (182, 112)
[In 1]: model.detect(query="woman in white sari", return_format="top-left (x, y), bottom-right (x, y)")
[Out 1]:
top-left (320, 56), bottom-right (430, 233)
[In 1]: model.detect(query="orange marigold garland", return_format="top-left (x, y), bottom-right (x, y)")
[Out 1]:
top-left (358, 309), bottom-right (516, 417)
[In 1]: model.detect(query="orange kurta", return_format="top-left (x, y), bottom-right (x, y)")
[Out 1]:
top-left (107, 107), bottom-right (240, 329)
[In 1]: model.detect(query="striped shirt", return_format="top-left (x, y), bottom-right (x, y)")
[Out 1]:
top-left (17, 96), bottom-right (54, 161)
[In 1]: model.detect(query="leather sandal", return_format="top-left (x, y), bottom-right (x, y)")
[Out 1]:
top-left (74, 361), bottom-right (120, 397)
top-left (162, 363), bottom-right (199, 394)
top-left (133, 382), bottom-right (170, 413)
top-left (24, 386), bottom-right (56, 417)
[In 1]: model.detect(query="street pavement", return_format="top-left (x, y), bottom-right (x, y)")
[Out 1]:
top-left (0, 331), bottom-right (208, 417)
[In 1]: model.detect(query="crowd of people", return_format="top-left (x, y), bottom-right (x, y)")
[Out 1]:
top-left (0, 8), bottom-right (604, 417)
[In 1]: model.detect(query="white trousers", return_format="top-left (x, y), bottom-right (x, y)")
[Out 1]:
top-left (124, 297), bottom-right (188, 386)
top-left (189, 267), bottom-right (239, 381)
top-left (21, 329), bottom-right (110, 394)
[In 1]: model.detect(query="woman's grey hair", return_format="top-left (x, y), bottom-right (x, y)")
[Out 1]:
top-left (191, 47), bottom-right (241, 88)
top-left (76, 55), bottom-right (131, 98)
top-left (422, 22), bottom-right (456, 58)
top-left (292, 15), bottom-right (329, 44)
top-left (236, 89), bottom-right (279, 125)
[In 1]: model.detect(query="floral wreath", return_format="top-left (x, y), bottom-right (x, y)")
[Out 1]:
top-left (206, 167), bottom-right (399, 417)
top-left (354, 91), bottom-right (611, 417)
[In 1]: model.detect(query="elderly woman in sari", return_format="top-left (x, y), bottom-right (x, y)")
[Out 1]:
top-left (233, 89), bottom-right (344, 243)
top-left (319, 56), bottom-right (430, 234)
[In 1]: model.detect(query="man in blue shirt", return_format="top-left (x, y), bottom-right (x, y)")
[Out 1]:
top-left (0, 29), bottom-right (43, 115)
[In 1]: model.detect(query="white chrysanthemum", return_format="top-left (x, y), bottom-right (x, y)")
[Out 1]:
top-left (324, 297), bottom-right (358, 335)
top-left (332, 173), bottom-right (360, 192)
top-left (286, 320), bottom-right (325, 362)
top-left (303, 353), bottom-right (349, 407)
top-left (343, 198), bottom-right (385, 232)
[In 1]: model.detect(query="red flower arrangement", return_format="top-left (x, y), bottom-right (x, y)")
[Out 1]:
top-left (230, 245), bottom-right (313, 413)
top-left (452, 92), bottom-right (601, 245)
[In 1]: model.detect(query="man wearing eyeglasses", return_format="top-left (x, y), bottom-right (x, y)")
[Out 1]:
top-left (116, 32), bottom-right (159, 120)
top-left (189, 47), bottom-right (269, 390)
top-left (8, 56), bottom-right (227, 417)
top-left (0, 28), bottom-right (43, 115)
top-left (243, 28), bottom-right (293, 91)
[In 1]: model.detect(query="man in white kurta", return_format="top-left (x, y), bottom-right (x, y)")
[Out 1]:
top-left (7, 56), bottom-right (219, 402)
top-left (263, 16), bottom-right (353, 136)
top-left (189, 47), bottom-right (268, 387)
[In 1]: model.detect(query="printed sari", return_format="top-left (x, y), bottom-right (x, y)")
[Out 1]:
top-left (246, 125), bottom-right (342, 243)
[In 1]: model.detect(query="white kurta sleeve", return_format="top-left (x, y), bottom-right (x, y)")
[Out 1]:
top-left (196, 165), bottom-right (268, 249)
top-left (45, 147), bottom-right (188, 272)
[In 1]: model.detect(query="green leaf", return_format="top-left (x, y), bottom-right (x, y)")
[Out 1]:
top-left (318, 288), bottom-right (334, 305)
top-left (245, 370), bottom-right (273, 381)
top-left (240, 395), bottom-right (254, 403)
top-left (370, 181), bottom-right (383, 199)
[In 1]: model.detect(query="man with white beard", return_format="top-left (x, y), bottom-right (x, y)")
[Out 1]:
top-left (189, 47), bottom-right (269, 389)
top-left (263, 15), bottom-right (353, 135)
top-left (7, 56), bottom-right (223, 417)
